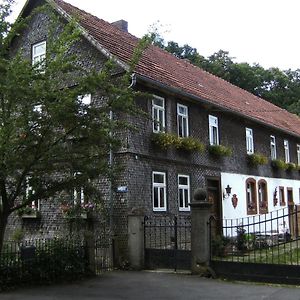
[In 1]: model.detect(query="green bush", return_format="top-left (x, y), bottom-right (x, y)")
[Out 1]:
top-left (151, 132), bottom-right (204, 152)
top-left (247, 153), bottom-right (268, 166)
top-left (0, 238), bottom-right (88, 291)
top-left (286, 162), bottom-right (297, 171)
top-left (211, 235), bottom-right (231, 257)
top-left (208, 144), bottom-right (232, 157)
top-left (271, 159), bottom-right (288, 170)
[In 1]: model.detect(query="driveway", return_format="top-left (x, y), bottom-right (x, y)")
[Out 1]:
top-left (1, 270), bottom-right (300, 300)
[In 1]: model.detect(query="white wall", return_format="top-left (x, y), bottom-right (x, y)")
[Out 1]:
top-left (221, 172), bottom-right (300, 235)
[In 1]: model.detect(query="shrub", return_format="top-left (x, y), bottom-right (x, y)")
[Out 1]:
top-left (247, 153), bottom-right (268, 166)
top-left (211, 235), bottom-right (231, 257)
top-left (236, 226), bottom-right (247, 252)
top-left (271, 159), bottom-right (287, 170)
top-left (151, 132), bottom-right (204, 152)
top-left (151, 132), bottom-right (177, 150)
top-left (286, 162), bottom-right (297, 171)
top-left (175, 136), bottom-right (204, 152)
top-left (208, 144), bottom-right (232, 157)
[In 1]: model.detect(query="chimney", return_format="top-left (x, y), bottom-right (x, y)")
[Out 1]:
top-left (111, 19), bottom-right (128, 32)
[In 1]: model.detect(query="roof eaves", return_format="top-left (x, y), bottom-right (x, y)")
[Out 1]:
top-left (47, 0), bottom-right (130, 72)
top-left (136, 73), bottom-right (300, 139)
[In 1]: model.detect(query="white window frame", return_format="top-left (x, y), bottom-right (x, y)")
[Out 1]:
top-left (208, 115), bottom-right (219, 145)
top-left (152, 96), bottom-right (165, 133)
top-left (25, 177), bottom-right (40, 211)
top-left (284, 140), bottom-right (290, 163)
top-left (32, 41), bottom-right (46, 69)
top-left (73, 172), bottom-right (84, 205)
top-left (178, 175), bottom-right (190, 211)
top-left (78, 94), bottom-right (91, 115)
top-left (246, 128), bottom-right (254, 154)
top-left (270, 135), bottom-right (277, 160)
top-left (297, 144), bottom-right (300, 165)
top-left (177, 104), bottom-right (189, 138)
top-left (152, 171), bottom-right (167, 212)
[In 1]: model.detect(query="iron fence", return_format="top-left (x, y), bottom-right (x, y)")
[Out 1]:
top-left (0, 234), bottom-right (113, 290)
top-left (144, 214), bottom-right (191, 270)
top-left (210, 207), bottom-right (300, 265)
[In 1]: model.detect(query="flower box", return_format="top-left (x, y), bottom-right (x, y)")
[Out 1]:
top-left (21, 211), bottom-right (41, 219)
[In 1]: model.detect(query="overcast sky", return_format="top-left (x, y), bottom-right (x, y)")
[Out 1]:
top-left (5, 0), bottom-right (300, 70)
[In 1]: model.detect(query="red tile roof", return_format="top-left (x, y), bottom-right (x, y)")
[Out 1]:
top-left (53, 0), bottom-right (300, 137)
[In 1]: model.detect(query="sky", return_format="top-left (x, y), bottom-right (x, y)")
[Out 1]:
top-left (4, 0), bottom-right (300, 70)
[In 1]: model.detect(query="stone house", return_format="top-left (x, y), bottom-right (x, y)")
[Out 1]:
top-left (6, 0), bottom-right (300, 260)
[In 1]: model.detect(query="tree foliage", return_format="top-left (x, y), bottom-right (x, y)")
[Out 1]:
top-left (155, 34), bottom-right (300, 114)
top-left (0, 0), bottom-right (144, 252)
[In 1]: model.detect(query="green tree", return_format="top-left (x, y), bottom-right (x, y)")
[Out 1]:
top-left (0, 1), bottom-right (145, 253)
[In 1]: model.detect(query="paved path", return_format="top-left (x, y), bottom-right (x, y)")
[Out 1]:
top-left (1, 271), bottom-right (300, 300)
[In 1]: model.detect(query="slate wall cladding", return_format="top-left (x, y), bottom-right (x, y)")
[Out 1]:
top-left (6, 2), bottom-right (300, 263)
top-left (6, 8), bottom-right (113, 241)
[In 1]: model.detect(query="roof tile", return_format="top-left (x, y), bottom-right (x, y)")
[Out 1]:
top-left (54, 0), bottom-right (300, 137)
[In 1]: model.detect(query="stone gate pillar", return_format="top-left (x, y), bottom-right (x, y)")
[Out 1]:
top-left (190, 188), bottom-right (212, 275)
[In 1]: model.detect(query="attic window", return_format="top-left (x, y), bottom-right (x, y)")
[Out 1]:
top-left (32, 41), bottom-right (46, 69)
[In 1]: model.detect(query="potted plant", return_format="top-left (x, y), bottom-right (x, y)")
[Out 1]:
top-left (286, 162), bottom-right (297, 171)
top-left (17, 206), bottom-right (40, 219)
top-left (175, 136), bottom-right (204, 152)
top-left (271, 159), bottom-right (287, 170)
top-left (208, 144), bottom-right (232, 157)
top-left (247, 153), bottom-right (268, 166)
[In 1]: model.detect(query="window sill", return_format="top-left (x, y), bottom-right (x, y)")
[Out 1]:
top-left (21, 211), bottom-right (41, 219)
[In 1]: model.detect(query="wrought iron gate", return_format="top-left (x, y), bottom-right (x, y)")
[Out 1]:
top-left (144, 215), bottom-right (191, 270)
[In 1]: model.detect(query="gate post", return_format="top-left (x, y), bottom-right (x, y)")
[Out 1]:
top-left (190, 188), bottom-right (212, 275)
top-left (128, 213), bottom-right (144, 270)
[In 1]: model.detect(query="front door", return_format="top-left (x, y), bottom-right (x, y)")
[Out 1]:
top-left (207, 178), bottom-right (222, 237)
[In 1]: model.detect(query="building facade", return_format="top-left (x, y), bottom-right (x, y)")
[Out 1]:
top-left (6, 0), bottom-right (300, 261)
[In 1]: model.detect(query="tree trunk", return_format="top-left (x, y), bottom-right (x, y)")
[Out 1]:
top-left (0, 212), bottom-right (8, 256)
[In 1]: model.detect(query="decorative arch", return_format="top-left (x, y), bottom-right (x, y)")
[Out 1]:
top-left (258, 179), bottom-right (268, 214)
top-left (246, 178), bottom-right (257, 215)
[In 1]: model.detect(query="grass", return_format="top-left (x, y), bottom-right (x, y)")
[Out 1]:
top-left (213, 239), bottom-right (300, 265)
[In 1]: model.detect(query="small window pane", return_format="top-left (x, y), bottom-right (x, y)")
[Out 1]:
top-left (154, 174), bottom-right (164, 183)
top-left (179, 176), bottom-right (188, 185)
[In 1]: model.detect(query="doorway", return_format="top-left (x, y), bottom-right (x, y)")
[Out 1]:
top-left (206, 177), bottom-right (222, 237)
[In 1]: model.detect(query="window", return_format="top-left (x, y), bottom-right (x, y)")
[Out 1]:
top-left (152, 172), bottom-right (167, 211)
top-left (287, 188), bottom-right (294, 205)
top-left (73, 172), bottom-right (84, 205)
top-left (284, 140), bottom-right (290, 163)
top-left (246, 128), bottom-right (254, 154)
top-left (246, 178), bottom-right (257, 215)
top-left (178, 175), bottom-right (190, 211)
top-left (258, 179), bottom-right (268, 214)
top-left (78, 94), bottom-right (91, 115)
top-left (270, 135), bottom-right (277, 160)
top-left (25, 177), bottom-right (40, 211)
top-left (208, 115), bottom-right (219, 145)
top-left (32, 41), bottom-right (46, 69)
top-left (78, 94), bottom-right (91, 106)
top-left (297, 144), bottom-right (300, 165)
top-left (279, 186), bottom-right (285, 206)
top-left (152, 96), bottom-right (165, 133)
top-left (177, 104), bottom-right (189, 138)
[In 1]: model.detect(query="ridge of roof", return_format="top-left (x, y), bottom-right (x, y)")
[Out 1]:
top-left (48, 0), bottom-right (300, 138)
